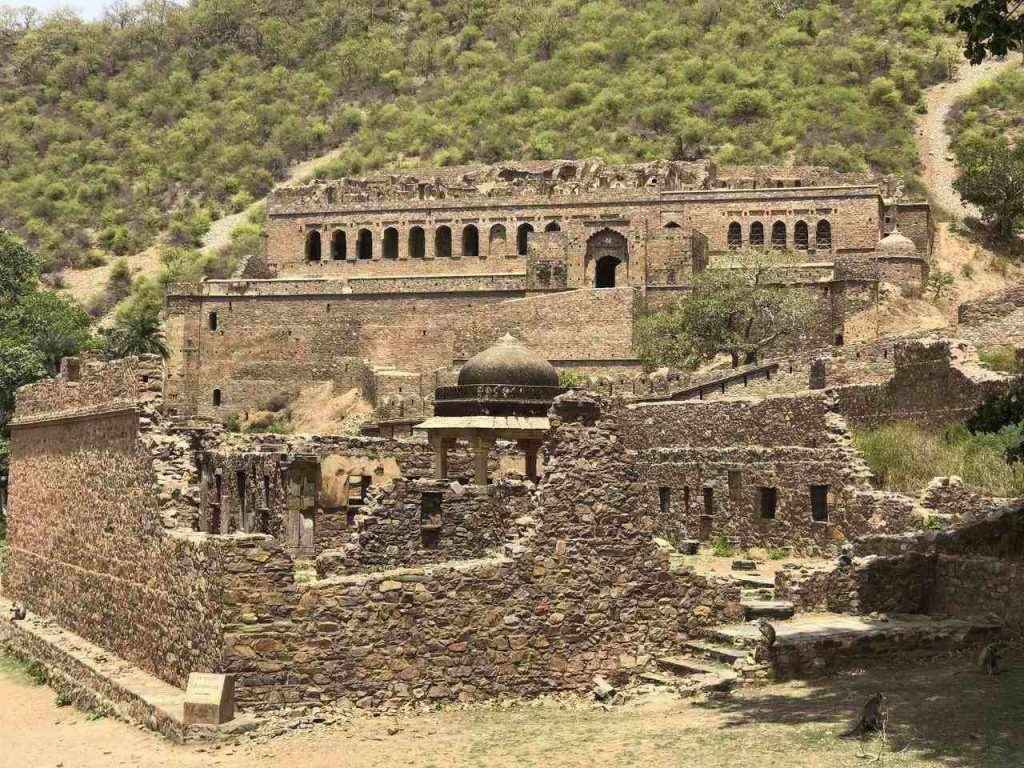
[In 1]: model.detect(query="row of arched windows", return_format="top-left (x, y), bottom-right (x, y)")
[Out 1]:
top-left (726, 219), bottom-right (832, 250)
top-left (305, 221), bottom-right (562, 262)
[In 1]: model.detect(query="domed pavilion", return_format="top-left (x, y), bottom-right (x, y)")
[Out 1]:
top-left (416, 334), bottom-right (563, 485)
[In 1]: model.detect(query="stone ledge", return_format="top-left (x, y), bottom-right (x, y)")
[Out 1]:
top-left (0, 598), bottom-right (258, 743)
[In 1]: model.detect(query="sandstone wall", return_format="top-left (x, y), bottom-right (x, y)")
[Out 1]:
top-left (213, 393), bottom-right (744, 710)
top-left (4, 399), bottom-right (226, 689)
top-left (835, 339), bottom-right (1008, 428)
top-left (611, 395), bottom-right (913, 550)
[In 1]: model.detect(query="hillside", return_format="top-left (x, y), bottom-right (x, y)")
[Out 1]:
top-left (0, 0), bottom-right (962, 273)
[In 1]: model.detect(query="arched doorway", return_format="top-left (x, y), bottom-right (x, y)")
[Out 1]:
top-left (586, 229), bottom-right (628, 288)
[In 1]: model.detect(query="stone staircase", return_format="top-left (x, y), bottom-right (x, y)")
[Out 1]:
top-left (646, 559), bottom-right (793, 692)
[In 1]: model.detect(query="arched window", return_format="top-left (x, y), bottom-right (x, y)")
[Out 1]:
top-left (749, 221), bottom-right (765, 247)
top-left (212, 388), bottom-right (222, 407)
top-left (489, 224), bottom-right (507, 257)
top-left (663, 221), bottom-right (681, 229)
top-left (305, 230), bottom-right (322, 262)
top-left (771, 221), bottom-right (787, 249)
top-left (516, 222), bottom-right (534, 256)
top-left (383, 227), bottom-right (398, 259)
top-left (435, 225), bottom-right (452, 258)
top-left (331, 230), bottom-right (346, 260)
top-left (357, 229), bottom-right (373, 260)
top-left (462, 225), bottom-right (480, 258)
top-left (727, 222), bottom-right (742, 249)
top-left (794, 221), bottom-right (809, 250)
top-left (209, 312), bottom-right (218, 331)
top-left (409, 226), bottom-right (425, 259)
top-left (816, 220), bottom-right (832, 249)
top-left (545, 221), bottom-right (561, 233)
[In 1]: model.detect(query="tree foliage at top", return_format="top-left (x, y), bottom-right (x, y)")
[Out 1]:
top-left (947, 0), bottom-right (1024, 64)
top-left (635, 249), bottom-right (816, 370)
top-left (0, 0), bottom-right (961, 271)
top-left (952, 136), bottom-right (1024, 240)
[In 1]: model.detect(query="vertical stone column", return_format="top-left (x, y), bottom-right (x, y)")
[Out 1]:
top-left (519, 440), bottom-right (542, 483)
top-left (430, 434), bottom-right (451, 479)
top-left (472, 433), bottom-right (494, 486)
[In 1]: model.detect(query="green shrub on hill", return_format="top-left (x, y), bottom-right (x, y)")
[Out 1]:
top-left (0, 0), bottom-right (960, 271)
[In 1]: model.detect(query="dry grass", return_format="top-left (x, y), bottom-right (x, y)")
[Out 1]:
top-left (853, 422), bottom-right (1024, 497)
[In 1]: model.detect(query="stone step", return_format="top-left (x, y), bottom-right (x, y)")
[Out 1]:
top-left (656, 655), bottom-right (736, 678)
top-left (742, 600), bottom-right (795, 620)
top-left (731, 559), bottom-right (758, 571)
top-left (638, 672), bottom-right (679, 686)
top-left (742, 588), bottom-right (775, 601)
top-left (683, 640), bottom-right (749, 665)
top-left (731, 574), bottom-right (775, 589)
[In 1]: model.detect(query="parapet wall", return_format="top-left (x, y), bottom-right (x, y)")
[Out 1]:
top-left (834, 339), bottom-right (1008, 428)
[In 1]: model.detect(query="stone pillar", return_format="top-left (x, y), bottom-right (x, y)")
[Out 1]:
top-left (809, 357), bottom-right (827, 390)
top-left (472, 433), bottom-right (494, 486)
top-left (430, 434), bottom-right (450, 479)
top-left (519, 440), bottom-right (541, 482)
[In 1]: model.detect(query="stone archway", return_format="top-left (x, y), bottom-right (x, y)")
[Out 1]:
top-left (586, 229), bottom-right (628, 288)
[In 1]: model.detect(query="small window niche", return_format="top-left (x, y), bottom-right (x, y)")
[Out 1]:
top-left (212, 388), bottom-right (222, 407)
top-left (810, 485), bottom-right (830, 522)
top-left (728, 469), bottom-right (743, 499)
top-left (420, 491), bottom-right (443, 548)
top-left (209, 311), bottom-right (218, 331)
top-left (702, 486), bottom-right (715, 515)
top-left (658, 487), bottom-right (671, 516)
top-left (758, 487), bottom-right (777, 520)
top-left (683, 487), bottom-right (691, 513)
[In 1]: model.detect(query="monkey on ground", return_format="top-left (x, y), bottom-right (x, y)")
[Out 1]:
top-left (753, 618), bottom-right (776, 664)
top-left (979, 642), bottom-right (1002, 675)
top-left (840, 692), bottom-right (887, 738)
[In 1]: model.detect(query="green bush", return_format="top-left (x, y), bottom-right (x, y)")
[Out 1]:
top-left (711, 535), bottom-right (735, 557)
top-left (853, 422), bottom-right (1024, 497)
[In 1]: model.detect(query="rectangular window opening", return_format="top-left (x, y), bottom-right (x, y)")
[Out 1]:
top-left (658, 487), bottom-right (671, 516)
top-left (811, 485), bottom-right (830, 522)
top-left (703, 487), bottom-right (714, 516)
top-left (759, 487), bottom-right (777, 520)
top-left (420, 491), bottom-right (442, 548)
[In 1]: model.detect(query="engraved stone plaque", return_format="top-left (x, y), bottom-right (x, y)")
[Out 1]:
top-left (183, 673), bottom-right (235, 725)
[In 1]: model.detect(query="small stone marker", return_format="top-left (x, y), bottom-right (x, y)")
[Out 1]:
top-left (183, 673), bottom-right (235, 725)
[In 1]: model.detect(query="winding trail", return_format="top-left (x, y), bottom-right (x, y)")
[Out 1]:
top-left (916, 55), bottom-right (1020, 220)
top-left (61, 146), bottom-right (343, 310)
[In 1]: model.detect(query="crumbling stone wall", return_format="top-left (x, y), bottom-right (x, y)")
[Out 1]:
top-left (613, 394), bottom-right (914, 551)
top-left (779, 503), bottom-right (1024, 638)
top-left (835, 339), bottom-right (1008, 428)
top-left (315, 478), bottom-right (532, 577)
top-left (215, 392), bottom-right (744, 710)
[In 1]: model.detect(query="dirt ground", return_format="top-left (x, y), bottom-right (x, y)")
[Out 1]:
top-left (2, 653), bottom-right (1022, 768)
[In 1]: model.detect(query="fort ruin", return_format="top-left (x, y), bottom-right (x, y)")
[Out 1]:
top-left (1, 159), bottom-right (1022, 741)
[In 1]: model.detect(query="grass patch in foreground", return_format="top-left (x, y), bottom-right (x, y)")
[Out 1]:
top-left (853, 422), bottom-right (1024, 497)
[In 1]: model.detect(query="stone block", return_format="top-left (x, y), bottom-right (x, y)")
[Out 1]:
top-left (183, 673), bottom-right (235, 725)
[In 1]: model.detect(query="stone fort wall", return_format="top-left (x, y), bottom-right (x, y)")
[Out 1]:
top-left (2, 358), bottom-right (227, 689)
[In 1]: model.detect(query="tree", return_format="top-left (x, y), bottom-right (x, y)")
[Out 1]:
top-left (967, 376), bottom-right (1024, 462)
top-left (926, 269), bottom-right (956, 300)
top-left (0, 228), bottom-right (39, 304)
top-left (953, 136), bottom-right (1024, 241)
top-left (635, 250), bottom-right (816, 369)
top-left (100, 294), bottom-right (168, 359)
top-left (947, 0), bottom-right (1024, 65)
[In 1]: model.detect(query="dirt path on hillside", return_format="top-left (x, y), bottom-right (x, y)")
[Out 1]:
top-left (199, 147), bottom-right (344, 254)
top-left (60, 146), bottom-right (343, 310)
top-left (916, 55), bottom-right (1020, 220)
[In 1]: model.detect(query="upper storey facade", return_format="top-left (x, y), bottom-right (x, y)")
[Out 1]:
top-left (263, 159), bottom-right (928, 290)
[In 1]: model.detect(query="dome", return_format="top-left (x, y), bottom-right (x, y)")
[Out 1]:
top-left (878, 229), bottom-right (917, 255)
top-left (458, 333), bottom-right (560, 388)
